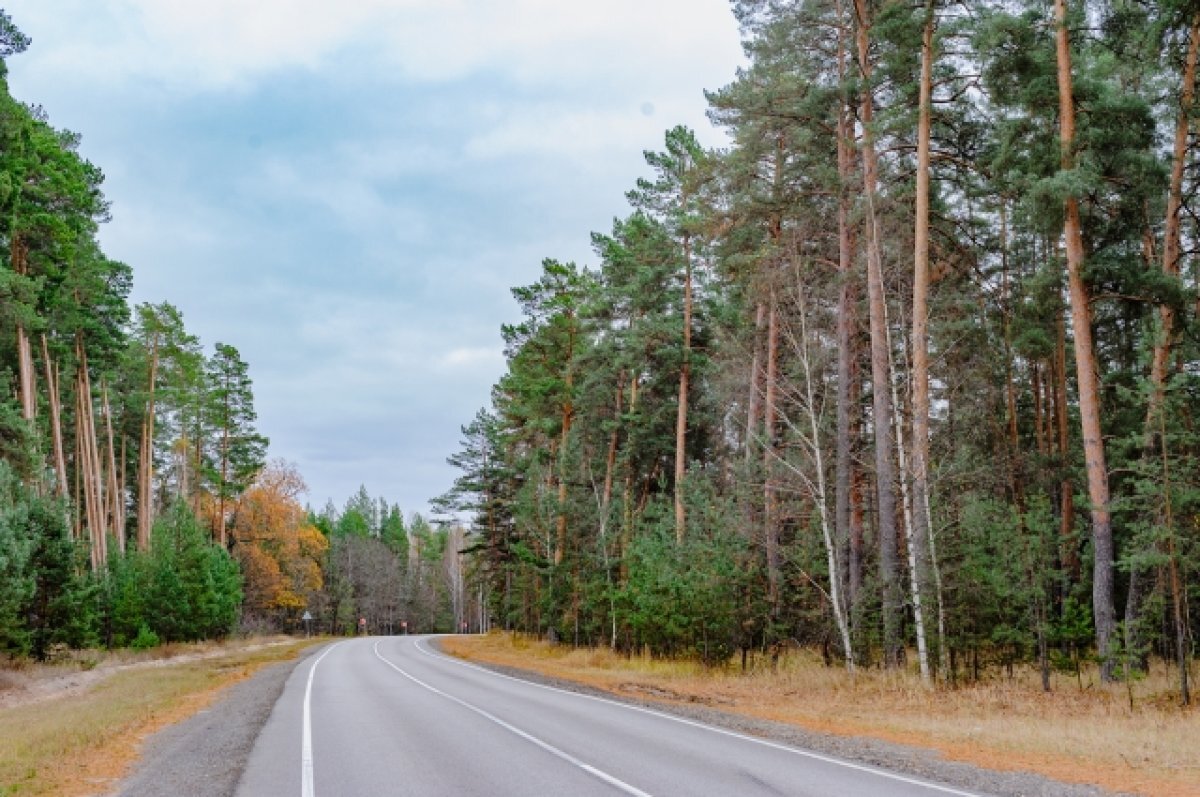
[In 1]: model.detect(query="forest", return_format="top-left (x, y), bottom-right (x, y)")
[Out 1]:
top-left (437, 0), bottom-right (1200, 701)
top-left (0, 10), bottom-right (474, 658)
top-left (3, 0), bottom-right (1200, 706)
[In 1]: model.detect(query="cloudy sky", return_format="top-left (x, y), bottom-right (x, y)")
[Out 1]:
top-left (3, 1), bottom-right (745, 517)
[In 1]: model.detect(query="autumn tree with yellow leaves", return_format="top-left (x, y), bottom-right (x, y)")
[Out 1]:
top-left (231, 461), bottom-right (327, 628)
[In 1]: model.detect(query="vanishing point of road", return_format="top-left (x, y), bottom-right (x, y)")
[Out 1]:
top-left (235, 636), bottom-right (985, 797)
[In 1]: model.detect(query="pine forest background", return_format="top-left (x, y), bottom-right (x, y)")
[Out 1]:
top-left (3, 1), bottom-right (1200, 702)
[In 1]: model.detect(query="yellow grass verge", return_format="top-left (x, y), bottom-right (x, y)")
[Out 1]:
top-left (0, 638), bottom-right (324, 797)
top-left (441, 633), bottom-right (1200, 797)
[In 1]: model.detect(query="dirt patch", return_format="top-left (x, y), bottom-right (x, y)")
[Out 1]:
top-left (0, 638), bottom-right (296, 712)
top-left (618, 681), bottom-right (736, 706)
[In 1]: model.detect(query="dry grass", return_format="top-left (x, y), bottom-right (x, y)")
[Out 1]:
top-left (0, 637), bottom-right (323, 796)
top-left (442, 633), bottom-right (1200, 797)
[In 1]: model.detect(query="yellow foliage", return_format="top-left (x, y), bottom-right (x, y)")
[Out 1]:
top-left (269, 590), bottom-right (306, 612)
top-left (231, 461), bottom-right (326, 621)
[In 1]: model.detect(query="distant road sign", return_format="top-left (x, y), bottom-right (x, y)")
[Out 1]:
top-left (302, 611), bottom-right (313, 621)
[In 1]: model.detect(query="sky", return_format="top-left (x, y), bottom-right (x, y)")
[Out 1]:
top-left (3, 0), bottom-right (746, 518)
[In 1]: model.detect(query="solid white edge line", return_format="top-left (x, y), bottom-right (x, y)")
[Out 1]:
top-left (414, 636), bottom-right (986, 797)
top-left (301, 642), bottom-right (342, 797)
top-left (372, 640), bottom-right (652, 797)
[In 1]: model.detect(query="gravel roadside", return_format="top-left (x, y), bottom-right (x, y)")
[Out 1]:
top-left (428, 640), bottom-right (1133, 797)
top-left (111, 644), bottom-right (321, 797)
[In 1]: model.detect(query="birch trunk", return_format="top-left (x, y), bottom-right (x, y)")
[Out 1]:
top-left (795, 286), bottom-right (855, 671)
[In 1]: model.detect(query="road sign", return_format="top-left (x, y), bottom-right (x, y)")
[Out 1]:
top-left (302, 611), bottom-right (313, 621)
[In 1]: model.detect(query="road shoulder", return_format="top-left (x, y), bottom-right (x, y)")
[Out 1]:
top-left (112, 644), bottom-right (320, 797)
top-left (429, 638), bottom-right (1128, 797)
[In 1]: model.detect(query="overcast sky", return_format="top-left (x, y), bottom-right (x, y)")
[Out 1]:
top-left (3, 1), bottom-right (746, 517)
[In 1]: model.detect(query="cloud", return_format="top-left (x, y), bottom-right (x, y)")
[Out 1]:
top-left (1, 0), bottom-right (746, 514)
top-left (8, 0), bottom-right (742, 94)
top-left (438, 346), bottom-right (504, 372)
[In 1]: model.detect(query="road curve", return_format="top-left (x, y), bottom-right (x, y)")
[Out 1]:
top-left (236, 636), bottom-right (989, 797)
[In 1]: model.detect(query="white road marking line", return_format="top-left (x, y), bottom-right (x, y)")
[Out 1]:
top-left (372, 641), bottom-right (652, 797)
top-left (414, 637), bottom-right (986, 797)
top-left (302, 642), bottom-right (342, 797)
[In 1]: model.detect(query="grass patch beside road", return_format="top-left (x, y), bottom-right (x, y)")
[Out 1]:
top-left (0, 638), bottom-right (323, 796)
top-left (442, 632), bottom-right (1199, 797)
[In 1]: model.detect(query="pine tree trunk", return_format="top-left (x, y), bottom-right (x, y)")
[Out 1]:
top-left (137, 333), bottom-right (160, 551)
top-left (835, 11), bottom-right (859, 624)
top-left (620, 375), bottom-right (640, 583)
top-left (555, 325), bottom-right (576, 564)
top-left (218, 389), bottom-right (231, 548)
top-left (17, 326), bottom-right (35, 424)
top-left (746, 301), bottom-right (765, 463)
top-left (101, 380), bottom-right (124, 553)
top-left (855, 0), bottom-right (902, 667)
top-left (601, 375), bottom-right (623, 525)
top-left (908, 0), bottom-right (936, 685)
top-left (674, 233), bottom-right (693, 544)
top-left (1147, 13), bottom-right (1198, 430)
top-left (1161, 413), bottom-right (1190, 703)
top-left (1000, 205), bottom-right (1025, 507)
top-left (76, 339), bottom-right (106, 569)
top-left (41, 336), bottom-right (69, 498)
top-left (11, 236), bottom-right (36, 426)
top-left (1054, 305), bottom-right (1078, 579)
top-left (762, 290), bottom-right (781, 611)
top-left (1054, 0), bottom-right (1116, 682)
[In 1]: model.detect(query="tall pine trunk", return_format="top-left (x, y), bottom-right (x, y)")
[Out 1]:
top-left (41, 335), bottom-right (68, 499)
top-left (908, 0), bottom-right (936, 684)
top-left (75, 338), bottom-right (106, 569)
top-left (835, 0), bottom-right (861, 622)
top-left (746, 301), bottom-right (765, 464)
top-left (555, 322), bottom-right (576, 565)
top-left (674, 233), bottom-right (693, 544)
top-left (101, 380), bottom-right (124, 553)
top-left (1146, 13), bottom-right (1199, 430)
top-left (855, 0), bottom-right (902, 667)
top-left (763, 289), bottom-right (781, 611)
top-left (1054, 0), bottom-right (1116, 682)
top-left (11, 237), bottom-right (36, 427)
top-left (217, 381), bottom-right (232, 548)
top-left (137, 333), bottom-right (160, 551)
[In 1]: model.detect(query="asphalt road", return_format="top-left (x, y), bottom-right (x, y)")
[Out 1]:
top-left (236, 636), bottom-right (989, 797)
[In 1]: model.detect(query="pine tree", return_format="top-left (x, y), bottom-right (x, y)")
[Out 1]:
top-left (205, 342), bottom-right (267, 547)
